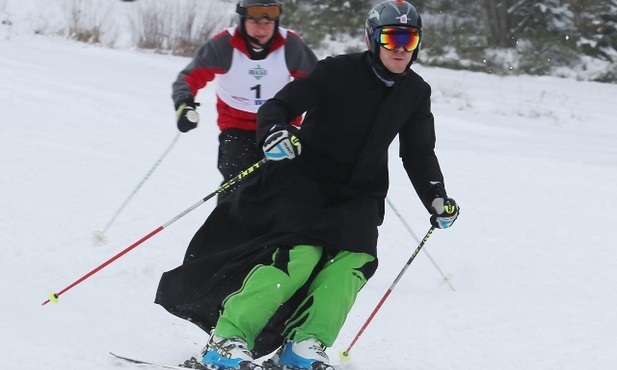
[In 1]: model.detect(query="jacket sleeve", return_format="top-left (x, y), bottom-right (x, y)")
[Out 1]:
top-left (399, 83), bottom-right (447, 212)
top-left (284, 31), bottom-right (318, 78)
top-left (171, 34), bottom-right (231, 108)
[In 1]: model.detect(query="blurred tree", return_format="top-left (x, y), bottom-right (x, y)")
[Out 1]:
top-left (480, 0), bottom-right (515, 48)
top-left (570, 0), bottom-right (617, 61)
top-left (280, 0), bottom-right (372, 49)
top-left (275, 0), bottom-right (617, 80)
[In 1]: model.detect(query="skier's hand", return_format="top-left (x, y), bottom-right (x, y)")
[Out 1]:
top-left (430, 197), bottom-right (459, 229)
top-left (262, 126), bottom-right (301, 161)
top-left (175, 98), bottom-right (199, 133)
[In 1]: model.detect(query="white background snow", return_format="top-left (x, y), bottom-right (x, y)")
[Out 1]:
top-left (2, 1), bottom-right (617, 370)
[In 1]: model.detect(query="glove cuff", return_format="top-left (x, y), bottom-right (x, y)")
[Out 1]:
top-left (431, 198), bottom-right (445, 215)
top-left (423, 182), bottom-right (446, 211)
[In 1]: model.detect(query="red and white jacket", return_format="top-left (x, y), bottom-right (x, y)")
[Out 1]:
top-left (172, 26), bottom-right (318, 131)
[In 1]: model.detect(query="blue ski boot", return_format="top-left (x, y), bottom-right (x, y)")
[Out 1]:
top-left (264, 338), bottom-right (334, 370)
top-left (200, 335), bottom-right (262, 370)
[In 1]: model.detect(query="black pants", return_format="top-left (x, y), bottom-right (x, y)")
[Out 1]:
top-left (217, 128), bottom-right (263, 203)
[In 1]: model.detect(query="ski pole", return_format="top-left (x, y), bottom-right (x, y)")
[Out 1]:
top-left (385, 197), bottom-right (455, 291)
top-left (41, 157), bottom-right (269, 306)
top-left (339, 226), bottom-right (435, 361)
top-left (92, 133), bottom-right (181, 246)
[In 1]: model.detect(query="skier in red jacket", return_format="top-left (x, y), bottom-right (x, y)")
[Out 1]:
top-left (172, 0), bottom-right (317, 202)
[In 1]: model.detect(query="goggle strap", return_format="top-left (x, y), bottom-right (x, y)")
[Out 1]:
top-left (243, 4), bottom-right (282, 20)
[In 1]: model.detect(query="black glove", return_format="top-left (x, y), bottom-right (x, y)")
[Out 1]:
top-left (175, 99), bottom-right (199, 133)
top-left (262, 126), bottom-right (302, 161)
top-left (430, 197), bottom-right (459, 229)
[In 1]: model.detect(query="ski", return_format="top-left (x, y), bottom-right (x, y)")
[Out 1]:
top-left (109, 352), bottom-right (205, 369)
top-left (110, 352), bottom-right (335, 370)
top-left (110, 352), bottom-right (266, 370)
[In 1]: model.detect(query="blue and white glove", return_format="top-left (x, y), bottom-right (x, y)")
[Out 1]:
top-left (262, 127), bottom-right (301, 161)
top-left (430, 197), bottom-right (459, 229)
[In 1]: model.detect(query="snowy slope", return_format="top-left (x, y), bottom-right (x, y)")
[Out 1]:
top-left (2, 5), bottom-right (617, 370)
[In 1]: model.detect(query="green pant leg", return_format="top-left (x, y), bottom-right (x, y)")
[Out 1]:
top-left (214, 245), bottom-right (323, 349)
top-left (284, 251), bottom-right (376, 346)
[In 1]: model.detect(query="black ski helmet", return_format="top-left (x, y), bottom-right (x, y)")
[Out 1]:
top-left (236, 0), bottom-right (282, 48)
top-left (365, 0), bottom-right (423, 62)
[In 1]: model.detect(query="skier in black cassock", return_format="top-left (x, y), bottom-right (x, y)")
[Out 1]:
top-left (155, 1), bottom-right (459, 370)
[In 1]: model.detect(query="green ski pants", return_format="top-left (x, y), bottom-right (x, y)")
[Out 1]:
top-left (214, 244), bottom-right (375, 349)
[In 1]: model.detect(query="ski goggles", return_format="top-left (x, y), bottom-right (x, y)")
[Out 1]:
top-left (244, 4), bottom-right (282, 21)
top-left (378, 27), bottom-right (421, 52)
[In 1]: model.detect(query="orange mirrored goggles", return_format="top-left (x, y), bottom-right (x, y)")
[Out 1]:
top-left (378, 27), bottom-right (421, 52)
top-left (245, 4), bottom-right (282, 20)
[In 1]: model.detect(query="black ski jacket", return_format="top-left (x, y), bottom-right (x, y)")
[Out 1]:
top-left (257, 51), bottom-right (445, 214)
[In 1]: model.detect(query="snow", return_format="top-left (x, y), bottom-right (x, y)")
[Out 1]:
top-left (2, 2), bottom-right (617, 370)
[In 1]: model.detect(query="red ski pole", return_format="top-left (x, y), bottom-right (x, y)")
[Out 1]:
top-left (339, 226), bottom-right (435, 361)
top-left (41, 158), bottom-right (268, 306)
